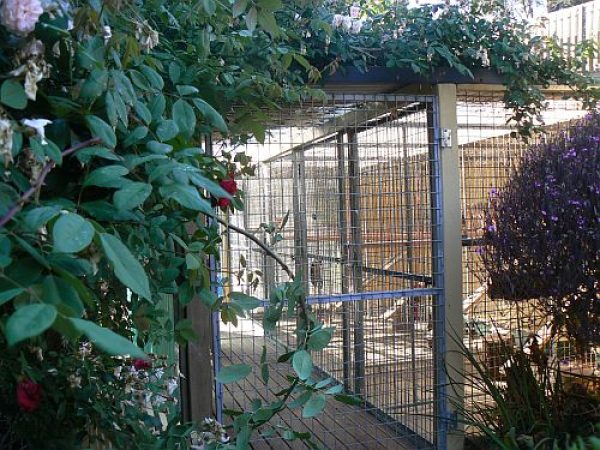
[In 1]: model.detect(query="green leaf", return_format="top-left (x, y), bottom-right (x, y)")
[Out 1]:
top-left (230, 292), bottom-right (262, 311)
top-left (202, 0), bottom-right (216, 15)
top-left (258, 11), bottom-right (280, 37)
top-left (42, 275), bottom-right (84, 317)
top-left (307, 328), bottom-right (334, 351)
top-left (0, 79), bottom-right (27, 109)
top-left (85, 115), bottom-right (117, 148)
top-left (134, 101), bottom-right (152, 125)
top-left (333, 393), bottom-right (362, 406)
top-left (246, 6), bottom-right (258, 32)
top-left (0, 288), bottom-right (24, 306)
top-left (156, 120), bottom-right (180, 141)
top-left (185, 253), bottom-right (201, 270)
top-left (140, 66), bottom-right (164, 90)
top-left (172, 99), bottom-right (196, 138)
top-left (105, 92), bottom-right (117, 126)
top-left (302, 394), bottom-right (326, 418)
top-left (80, 68), bottom-right (107, 99)
top-left (169, 62), bottom-right (181, 84)
top-left (99, 233), bottom-right (151, 300)
top-left (76, 146), bottom-right (121, 164)
top-left (258, 0), bottom-right (281, 10)
top-left (216, 364), bottom-right (252, 384)
top-left (146, 141), bottom-right (173, 154)
top-left (6, 304), bottom-right (57, 346)
top-left (292, 350), bottom-right (312, 380)
top-left (198, 288), bottom-right (218, 308)
top-left (193, 99), bottom-right (228, 133)
top-left (148, 94), bottom-right (166, 121)
top-left (159, 184), bottom-right (213, 214)
top-left (84, 164), bottom-right (129, 188)
top-left (53, 213), bottom-right (95, 253)
top-left (23, 206), bottom-right (61, 232)
top-left (176, 85), bottom-right (199, 96)
top-left (69, 318), bottom-right (146, 358)
top-left (232, 0), bottom-right (248, 17)
top-left (122, 125), bottom-right (148, 147)
top-left (113, 182), bottom-right (152, 210)
top-left (189, 173), bottom-right (232, 198)
top-left (175, 318), bottom-right (199, 343)
top-left (324, 384), bottom-right (343, 395)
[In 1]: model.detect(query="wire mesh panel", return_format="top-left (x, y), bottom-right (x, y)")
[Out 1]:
top-left (216, 94), bottom-right (444, 449)
top-left (456, 88), bottom-right (594, 431)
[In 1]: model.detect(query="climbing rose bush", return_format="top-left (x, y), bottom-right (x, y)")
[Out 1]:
top-left (481, 111), bottom-right (600, 348)
top-left (0, 0), bottom-right (44, 35)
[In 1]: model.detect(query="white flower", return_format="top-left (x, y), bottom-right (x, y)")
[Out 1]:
top-left (0, 0), bottom-right (44, 36)
top-left (331, 14), bottom-right (343, 28)
top-left (0, 119), bottom-right (14, 168)
top-left (10, 58), bottom-right (50, 101)
top-left (135, 20), bottom-right (159, 52)
top-left (351, 19), bottom-right (363, 34)
top-left (341, 16), bottom-right (353, 32)
top-left (102, 25), bottom-right (112, 44)
top-left (167, 378), bottom-right (178, 396)
top-left (79, 341), bottom-right (92, 358)
top-left (22, 118), bottom-right (52, 144)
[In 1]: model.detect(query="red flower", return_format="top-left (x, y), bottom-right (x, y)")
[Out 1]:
top-left (16, 379), bottom-right (42, 413)
top-left (218, 175), bottom-right (237, 209)
top-left (133, 359), bottom-right (152, 371)
top-left (219, 176), bottom-right (237, 196)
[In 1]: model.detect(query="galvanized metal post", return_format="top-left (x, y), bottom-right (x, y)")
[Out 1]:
top-left (292, 150), bottom-right (309, 289)
top-left (336, 131), bottom-right (352, 391)
top-left (402, 123), bottom-right (419, 404)
top-left (347, 130), bottom-right (365, 396)
top-left (430, 84), bottom-right (465, 450)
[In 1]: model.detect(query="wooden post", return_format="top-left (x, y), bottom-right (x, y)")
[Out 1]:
top-left (180, 135), bottom-right (218, 423)
top-left (431, 84), bottom-right (464, 450)
top-left (347, 130), bottom-right (365, 396)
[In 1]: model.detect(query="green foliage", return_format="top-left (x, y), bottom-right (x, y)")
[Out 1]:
top-left (453, 333), bottom-right (600, 450)
top-left (0, 0), bottom-right (596, 447)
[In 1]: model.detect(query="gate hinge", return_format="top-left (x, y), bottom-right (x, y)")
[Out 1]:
top-left (440, 128), bottom-right (452, 148)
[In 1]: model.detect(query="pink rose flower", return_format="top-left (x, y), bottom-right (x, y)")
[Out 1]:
top-left (133, 359), bottom-right (152, 371)
top-left (16, 379), bottom-right (42, 412)
top-left (0, 0), bottom-right (44, 36)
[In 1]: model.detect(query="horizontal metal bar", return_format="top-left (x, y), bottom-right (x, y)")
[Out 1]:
top-left (256, 288), bottom-right (441, 307)
top-left (306, 288), bottom-right (442, 305)
top-left (273, 251), bottom-right (434, 285)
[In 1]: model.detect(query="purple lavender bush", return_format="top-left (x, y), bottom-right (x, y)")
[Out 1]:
top-left (481, 111), bottom-right (600, 349)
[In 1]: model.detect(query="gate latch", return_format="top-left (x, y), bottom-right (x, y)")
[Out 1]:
top-left (441, 128), bottom-right (452, 148)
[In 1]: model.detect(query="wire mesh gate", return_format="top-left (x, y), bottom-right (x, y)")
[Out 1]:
top-left (214, 94), bottom-right (447, 449)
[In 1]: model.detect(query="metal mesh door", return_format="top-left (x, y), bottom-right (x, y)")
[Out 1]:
top-left (215, 94), bottom-right (445, 449)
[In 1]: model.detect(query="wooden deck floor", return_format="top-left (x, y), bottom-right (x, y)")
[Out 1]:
top-left (220, 322), bottom-right (431, 450)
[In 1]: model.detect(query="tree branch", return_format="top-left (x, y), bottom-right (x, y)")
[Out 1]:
top-left (0, 138), bottom-right (102, 228)
top-left (215, 215), bottom-right (295, 280)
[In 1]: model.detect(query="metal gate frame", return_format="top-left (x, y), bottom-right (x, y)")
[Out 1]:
top-left (211, 87), bottom-right (465, 450)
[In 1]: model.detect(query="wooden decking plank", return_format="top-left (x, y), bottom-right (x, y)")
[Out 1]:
top-left (222, 338), bottom-right (348, 450)
top-left (221, 330), bottom-right (418, 450)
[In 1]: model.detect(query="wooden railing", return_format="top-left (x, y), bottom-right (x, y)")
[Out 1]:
top-left (546, 0), bottom-right (600, 73)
